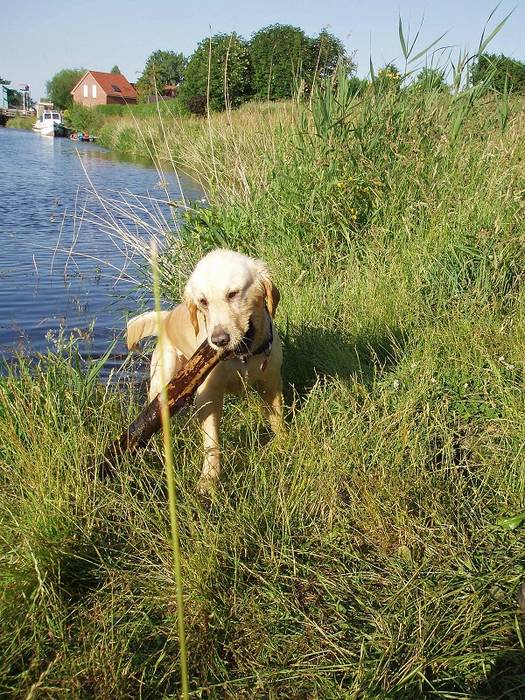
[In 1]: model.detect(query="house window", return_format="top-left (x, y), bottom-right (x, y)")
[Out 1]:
top-left (111, 85), bottom-right (122, 93)
top-left (92, 84), bottom-right (97, 98)
top-left (83, 84), bottom-right (88, 97)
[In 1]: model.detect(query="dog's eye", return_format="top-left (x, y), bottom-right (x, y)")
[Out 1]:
top-left (227, 290), bottom-right (239, 301)
top-left (199, 298), bottom-right (208, 308)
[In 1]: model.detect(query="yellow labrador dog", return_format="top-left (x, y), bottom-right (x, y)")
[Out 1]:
top-left (127, 249), bottom-right (284, 494)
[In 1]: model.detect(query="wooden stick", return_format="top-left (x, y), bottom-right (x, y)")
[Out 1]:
top-left (97, 340), bottom-right (228, 478)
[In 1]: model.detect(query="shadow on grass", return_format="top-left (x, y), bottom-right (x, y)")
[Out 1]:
top-left (472, 645), bottom-right (525, 699)
top-left (52, 534), bottom-right (119, 602)
top-left (214, 322), bottom-right (408, 494)
top-left (282, 322), bottom-right (407, 399)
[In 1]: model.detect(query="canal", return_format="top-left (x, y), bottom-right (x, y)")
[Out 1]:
top-left (0, 127), bottom-right (203, 375)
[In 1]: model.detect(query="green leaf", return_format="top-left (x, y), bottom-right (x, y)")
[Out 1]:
top-left (497, 512), bottom-right (525, 530)
top-left (408, 32), bottom-right (448, 65)
top-left (398, 545), bottom-right (413, 563)
top-left (398, 17), bottom-right (408, 60)
top-left (86, 338), bottom-right (118, 386)
top-left (478, 8), bottom-right (513, 56)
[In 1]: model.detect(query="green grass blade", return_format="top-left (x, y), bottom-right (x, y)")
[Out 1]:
top-left (408, 32), bottom-right (448, 64)
top-left (398, 16), bottom-right (408, 60)
top-left (151, 240), bottom-right (190, 700)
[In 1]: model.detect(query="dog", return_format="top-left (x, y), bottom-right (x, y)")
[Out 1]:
top-left (127, 249), bottom-right (284, 494)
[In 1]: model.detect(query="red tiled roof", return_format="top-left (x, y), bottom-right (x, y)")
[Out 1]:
top-left (90, 71), bottom-right (137, 98)
top-left (71, 71), bottom-right (137, 99)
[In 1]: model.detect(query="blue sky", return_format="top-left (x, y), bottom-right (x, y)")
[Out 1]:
top-left (2, 1), bottom-right (523, 100)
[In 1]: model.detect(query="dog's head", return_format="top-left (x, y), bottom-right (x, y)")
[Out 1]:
top-left (183, 249), bottom-right (280, 351)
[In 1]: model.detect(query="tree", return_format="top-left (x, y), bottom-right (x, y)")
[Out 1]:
top-left (310, 29), bottom-right (350, 81)
top-left (179, 33), bottom-right (252, 112)
top-left (110, 65), bottom-right (121, 74)
top-left (249, 24), bottom-right (311, 99)
top-left (135, 50), bottom-right (187, 100)
top-left (6, 88), bottom-right (22, 107)
top-left (0, 77), bottom-right (10, 85)
top-left (46, 68), bottom-right (86, 109)
top-left (248, 25), bottom-right (347, 100)
top-left (470, 53), bottom-right (525, 93)
top-left (413, 67), bottom-right (448, 92)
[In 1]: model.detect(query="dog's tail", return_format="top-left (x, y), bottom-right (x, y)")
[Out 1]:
top-left (126, 311), bottom-right (171, 350)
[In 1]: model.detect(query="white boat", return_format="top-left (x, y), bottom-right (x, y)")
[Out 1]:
top-left (32, 111), bottom-right (67, 137)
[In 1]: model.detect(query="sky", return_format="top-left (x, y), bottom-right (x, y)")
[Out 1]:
top-left (2, 0), bottom-right (523, 101)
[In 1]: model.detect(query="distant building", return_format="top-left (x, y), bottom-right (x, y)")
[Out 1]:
top-left (36, 101), bottom-right (54, 118)
top-left (163, 84), bottom-right (178, 98)
top-left (1, 85), bottom-right (8, 110)
top-left (70, 71), bottom-right (138, 107)
top-left (146, 83), bottom-right (179, 103)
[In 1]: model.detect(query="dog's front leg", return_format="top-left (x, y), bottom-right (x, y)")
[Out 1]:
top-left (148, 345), bottom-right (181, 403)
top-left (194, 386), bottom-right (224, 496)
top-left (257, 374), bottom-right (284, 435)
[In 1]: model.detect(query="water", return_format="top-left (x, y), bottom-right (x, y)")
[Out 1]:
top-left (0, 127), bottom-right (203, 377)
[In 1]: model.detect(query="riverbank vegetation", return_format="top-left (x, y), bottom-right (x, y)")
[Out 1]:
top-left (2, 19), bottom-right (525, 698)
top-left (63, 100), bottom-right (188, 137)
top-left (5, 115), bottom-right (34, 130)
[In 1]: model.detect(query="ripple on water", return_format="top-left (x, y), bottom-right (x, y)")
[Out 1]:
top-left (0, 127), bottom-right (203, 379)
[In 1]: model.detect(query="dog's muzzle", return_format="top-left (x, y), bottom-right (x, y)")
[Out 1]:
top-left (231, 313), bottom-right (273, 365)
top-left (210, 326), bottom-right (230, 348)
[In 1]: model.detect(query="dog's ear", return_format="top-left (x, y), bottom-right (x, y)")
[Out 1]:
top-left (257, 263), bottom-right (280, 318)
top-left (188, 301), bottom-right (199, 335)
top-left (184, 285), bottom-right (199, 336)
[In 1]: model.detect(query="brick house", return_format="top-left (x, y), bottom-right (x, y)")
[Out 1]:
top-left (71, 71), bottom-right (138, 107)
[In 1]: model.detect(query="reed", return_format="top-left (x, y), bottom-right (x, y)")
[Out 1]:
top-left (152, 240), bottom-right (189, 700)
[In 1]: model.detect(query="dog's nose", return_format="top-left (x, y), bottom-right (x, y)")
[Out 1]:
top-left (211, 327), bottom-right (230, 347)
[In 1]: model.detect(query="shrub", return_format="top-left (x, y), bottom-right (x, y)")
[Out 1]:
top-left (413, 67), bottom-right (449, 92)
top-left (375, 63), bottom-right (402, 92)
top-left (186, 94), bottom-right (207, 116)
top-left (346, 75), bottom-right (368, 95)
top-left (63, 103), bottom-right (104, 133)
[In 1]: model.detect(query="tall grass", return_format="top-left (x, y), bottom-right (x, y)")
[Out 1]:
top-left (96, 100), bottom-right (293, 201)
top-left (2, 19), bottom-right (525, 697)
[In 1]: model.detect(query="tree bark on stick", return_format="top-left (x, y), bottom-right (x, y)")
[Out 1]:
top-left (97, 341), bottom-right (227, 478)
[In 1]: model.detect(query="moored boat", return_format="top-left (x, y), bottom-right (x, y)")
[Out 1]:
top-left (32, 111), bottom-right (67, 137)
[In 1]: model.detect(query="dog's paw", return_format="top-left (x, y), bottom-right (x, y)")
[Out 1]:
top-left (196, 475), bottom-right (218, 499)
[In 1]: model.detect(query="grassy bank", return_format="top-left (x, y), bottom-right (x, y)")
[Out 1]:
top-left (63, 100), bottom-right (188, 137)
top-left (2, 69), bottom-right (525, 699)
top-left (94, 99), bottom-right (293, 199)
top-left (5, 115), bottom-right (34, 130)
